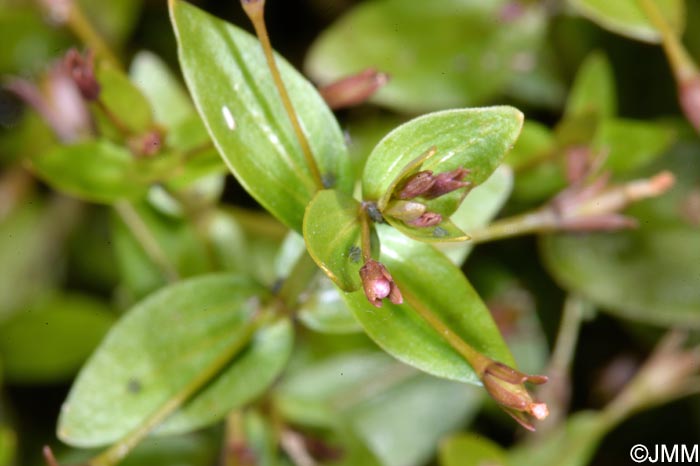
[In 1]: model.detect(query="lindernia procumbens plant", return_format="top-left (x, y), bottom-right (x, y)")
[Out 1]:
top-left (34, 0), bottom-right (683, 464)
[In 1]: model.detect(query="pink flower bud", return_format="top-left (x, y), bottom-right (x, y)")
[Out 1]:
top-left (679, 75), bottom-right (700, 133)
top-left (64, 48), bottom-right (100, 101)
top-left (396, 171), bottom-right (436, 199)
top-left (359, 259), bottom-right (402, 308)
top-left (407, 212), bottom-right (442, 227)
top-left (423, 167), bottom-right (470, 199)
top-left (319, 68), bottom-right (389, 110)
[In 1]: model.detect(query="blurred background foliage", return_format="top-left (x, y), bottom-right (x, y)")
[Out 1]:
top-left (0, 0), bottom-right (700, 465)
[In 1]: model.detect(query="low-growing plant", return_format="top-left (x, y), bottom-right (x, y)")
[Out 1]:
top-left (1, 0), bottom-right (700, 465)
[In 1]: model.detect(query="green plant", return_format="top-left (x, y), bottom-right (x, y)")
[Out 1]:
top-left (1, 0), bottom-right (700, 465)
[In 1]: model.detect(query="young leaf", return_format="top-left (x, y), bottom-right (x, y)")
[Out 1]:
top-left (58, 274), bottom-right (293, 446)
top-left (570, 0), bottom-right (685, 43)
top-left (564, 52), bottom-right (616, 121)
top-left (169, 0), bottom-right (352, 232)
top-left (362, 107), bottom-right (523, 219)
top-left (343, 225), bottom-right (515, 384)
top-left (29, 140), bottom-right (152, 203)
top-left (95, 64), bottom-right (154, 134)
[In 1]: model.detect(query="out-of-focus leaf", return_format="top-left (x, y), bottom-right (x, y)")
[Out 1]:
top-left (0, 293), bottom-right (114, 383)
top-left (79, 0), bottom-right (142, 46)
top-left (0, 6), bottom-right (69, 74)
top-left (304, 189), bottom-right (363, 292)
top-left (0, 426), bottom-right (15, 466)
top-left (129, 51), bottom-right (194, 130)
top-left (58, 274), bottom-right (293, 446)
top-left (170, 0), bottom-right (352, 231)
top-left (0, 197), bottom-right (79, 320)
top-left (29, 140), bottom-right (151, 203)
top-left (346, 114), bottom-right (407, 181)
top-left (112, 201), bottom-right (213, 299)
top-left (569, 0), bottom-right (685, 43)
top-left (362, 107), bottom-right (523, 219)
top-left (306, 0), bottom-right (547, 113)
top-left (343, 225), bottom-right (514, 384)
top-left (439, 434), bottom-right (506, 466)
top-left (541, 143), bottom-right (700, 327)
top-left (508, 411), bottom-right (607, 466)
top-left (438, 165), bottom-right (514, 265)
top-left (594, 118), bottom-right (675, 173)
top-left (505, 120), bottom-right (555, 171)
top-left (564, 52), bottom-right (616, 120)
top-left (95, 64), bottom-right (154, 134)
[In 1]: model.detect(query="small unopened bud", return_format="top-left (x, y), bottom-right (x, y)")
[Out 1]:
top-left (423, 167), bottom-right (470, 199)
top-left (128, 128), bottom-right (164, 157)
top-left (481, 361), bottom-right (548, 431)
top-left (43, 445), bottom-right (60, 466)
top-left (319, 68), bottom-right (389, 110)
top-left (408, 212), bottom-right (442, 227)
top-left (359, 259), bottom-right (402, 308)
top-left (396, 171), bottom-right (436, 200)
top-left (64, 48), bottom-right (100, 101)
top-left (679, 75), bottom-right (700, 133)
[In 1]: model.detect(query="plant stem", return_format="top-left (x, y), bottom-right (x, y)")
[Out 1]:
top-left (240, 0), bottom-right (324, 190)
top-left (95, 99), bottom-right (132, 137)
top-left (400, 285), bottom-right (490, 376)
top-left (468, 209), bottom-right (557, 244)
top-left (114, 201), bottom-right (179, 283)
top-left (359, 207), bottom-right (372, 262)
top-left (275, 252), bottom-right (320, 312)
top-left (637, 0), bottom-right (697, 82)
top-left (89, 311), bottom-right (266, 466)
top-left (66, 1), bottom-right (121, 69)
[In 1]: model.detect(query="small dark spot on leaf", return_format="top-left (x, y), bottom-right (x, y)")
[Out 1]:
top-left (322, 173), bottom-right (336, 188)
top-left (433, 226), bottom-right (448, 238)
top-left (348, 246), bottom-right (361, 263)
top-left (127, 378), bottom-right (142, 394)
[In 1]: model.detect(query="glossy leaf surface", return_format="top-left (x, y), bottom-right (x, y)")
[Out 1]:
top-left (58, 274), bottom-right (293, 446)
top-left (170, 0), bottom-right (352, 231)
top-left (343, 225), bottom-right (514, 384)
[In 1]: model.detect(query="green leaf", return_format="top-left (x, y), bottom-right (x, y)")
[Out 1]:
top-left (439, 434), bottom-right (506, 466)
top-left (343, 225), bottom-right (514, 384)
top-left (0, 293), bottom-right (114, 383)
top-left (305, 0), bottom-right (547, 113)
top-left (386, 216), bottom-right (469, 243)
top-left (129, 51), bottom-right (195, 130)
top-left (95, 64), bottom-right (154, 134)
top-left (564, 52), bottom-right (616, 120)
top-left (303, 189), bottom-right (363, 292)
top-left (79, 0), bottom-right (142, 46)
top-left (505, 120), bottom-right (555, 171)
top-left (594, 118), bottom-right (675, 173)
top-left (363, 107), bottom-right (523, 220)
top-left (58, 274), bottom-right (293, 446)
top-left (298, 275), bottom-right (362, 334)
top-left (170, 0), bottom-right (352, 232)
top-left (0, 426), bottom-right (14, 466)
top-left (541, 142), bottom-right (700, 327)
top-left (569, 0), bottom-right (685, 43)
top-left (30, 140), bottom-right (151, 203)
top-left (438, 165), bottom-right (514, 265)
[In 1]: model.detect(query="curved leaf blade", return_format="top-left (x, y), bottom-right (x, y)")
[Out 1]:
top-left (169, 0), bottom-right (352, 231)
top-left (58, 274), bottom-right (293, 446)
top-left (343, 225), bottom-right (514, 384)
top-left (362, 107), bottom-right (523, 219)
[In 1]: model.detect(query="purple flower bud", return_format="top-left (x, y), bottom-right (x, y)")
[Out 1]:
top-left (64, 48), bottom-right (100, 101)
top-left (319, 68), bottom-right (389, 110)
top-left (359, 259), bottom-right (402, 308)
top-left (407, 212), bottom-right (442, 228)
top-left (679, 75), bottom-right (700, 133)
top-left (423, 167), bottom-right (471, 199)
top-left (396, 171), bottom-right (436, 199)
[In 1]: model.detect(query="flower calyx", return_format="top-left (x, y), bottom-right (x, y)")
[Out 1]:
top-left (359, 259), bottom-right (402, 308)
top-left (481, 361), bottom-right (549, 431)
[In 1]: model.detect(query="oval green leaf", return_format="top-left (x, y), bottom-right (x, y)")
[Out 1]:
top-left (169, 0), bottom-right (352, 232)
top-left (58, 274), bottom-right (293, 446)
top-left (95, 64), bottom-right (154, 134)
top-left (343, 225), bottom-right (515, 384)
top-left (362, 107), bottom-right (523, 219)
